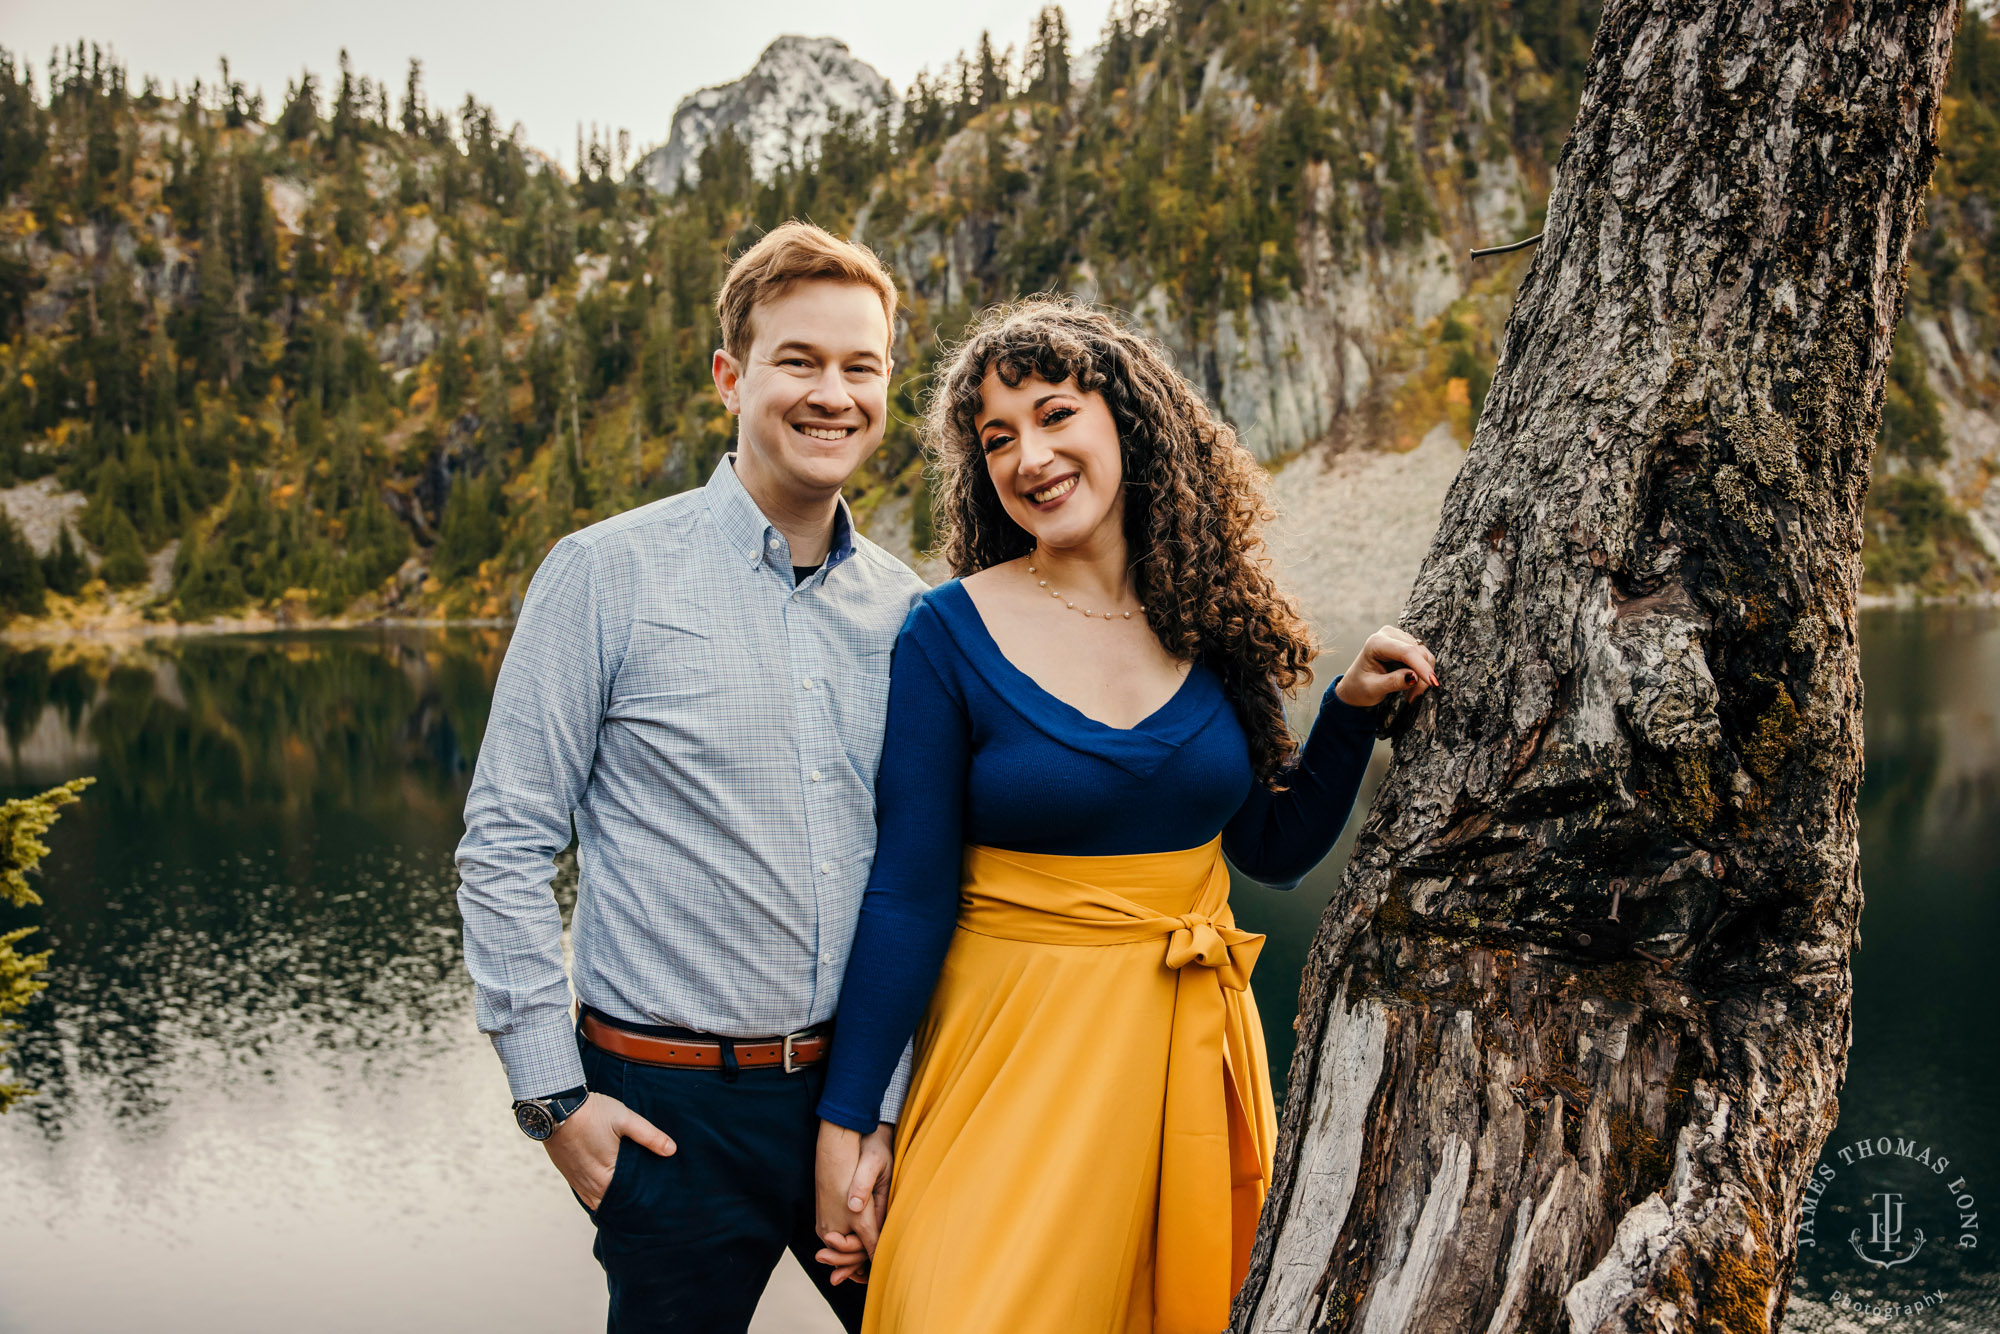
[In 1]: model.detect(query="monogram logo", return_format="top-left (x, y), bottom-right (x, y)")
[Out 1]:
top-left (1852, 1191), bottom-right (1926, 1269)
top-left (1793, 1130), bottom-right (1980, 1325)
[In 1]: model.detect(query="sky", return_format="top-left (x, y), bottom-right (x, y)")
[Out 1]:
top-left (0, 0), bottom-right (1121, 172)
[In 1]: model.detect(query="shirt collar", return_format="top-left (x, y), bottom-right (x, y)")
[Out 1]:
top-left (704, 452), bottom-right (857, 572)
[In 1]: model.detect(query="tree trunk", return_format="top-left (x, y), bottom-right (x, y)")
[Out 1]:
top-left (1234, 3), bottom-right (1958, 1331)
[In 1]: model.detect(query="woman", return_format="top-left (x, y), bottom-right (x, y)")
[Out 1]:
top-left (813, 297), bottom-right (1439, 1334)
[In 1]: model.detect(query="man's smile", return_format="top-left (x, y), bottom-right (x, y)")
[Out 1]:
top-left (795, 423), bottom-right (859, 441)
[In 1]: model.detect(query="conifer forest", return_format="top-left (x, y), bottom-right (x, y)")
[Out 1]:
top-left (0, 0), bottom-right (1994, 628)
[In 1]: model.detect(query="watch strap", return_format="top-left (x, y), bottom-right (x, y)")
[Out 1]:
top-left (513, 1085), bottom-right (590, 1140)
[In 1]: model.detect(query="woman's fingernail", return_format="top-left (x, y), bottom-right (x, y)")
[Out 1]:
top-left (849, 1196), bottom-right (864, 1210)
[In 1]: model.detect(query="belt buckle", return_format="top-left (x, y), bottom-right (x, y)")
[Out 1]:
top-left (782, 1031), bottom-right (800, 1075)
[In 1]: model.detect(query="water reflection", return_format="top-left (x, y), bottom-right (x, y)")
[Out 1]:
top-left (1, 633), bottom-right (499, 820)
top-left (0, 632), bottom-right (607, 1333)
top-left (0, 614), bottom-right (1992, 1332)
top-left (0, 634), bottom-right (515, 1131)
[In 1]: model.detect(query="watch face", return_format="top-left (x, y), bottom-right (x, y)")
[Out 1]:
top-left (515, 1101), bottom-right (556, 1141)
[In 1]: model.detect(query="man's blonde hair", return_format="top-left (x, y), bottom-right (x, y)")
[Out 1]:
top-left (714, 221), bottom-right (899, 362)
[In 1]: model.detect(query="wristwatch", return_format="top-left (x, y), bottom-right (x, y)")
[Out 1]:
top-left (513, 1085), bottom-right (590, 1141)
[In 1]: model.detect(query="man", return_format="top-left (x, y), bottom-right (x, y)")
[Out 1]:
top-left (456, 221), bottom-right (923, 1332)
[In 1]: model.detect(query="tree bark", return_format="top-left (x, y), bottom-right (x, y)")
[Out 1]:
top-left (1234, 3), bottom-right (1958, 1331)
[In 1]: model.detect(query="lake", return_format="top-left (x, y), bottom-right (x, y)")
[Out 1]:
top-left (0, 609), bottom-right (1993, 1332)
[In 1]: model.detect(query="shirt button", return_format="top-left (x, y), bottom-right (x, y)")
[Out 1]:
top-left (767, 537), bottom-right (781, 549)
top-left (820, 862), bottom-right (833, 875)
top-left (810, 769), bottom-right (823, 782)
top-left (802, 678), bottom-right (814, 690)
top-left (820, 952), bottom-right (835, 966)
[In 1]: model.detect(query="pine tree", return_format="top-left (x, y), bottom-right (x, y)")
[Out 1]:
top-left (171, 520), bottom-right (247, 618)
top-left (41, 525), bottom-right (86, 596)
top-left (1, 778), bottom-right (93, 1114)
top-left (0, 507), bottom-right (46, 619)
top-left (145, 308), bottom-right (177, 430)
top-left (976, 32), bottom-right (1007, 111)
top-left (97, 507), bottom-right (148, 587)
top-left (435, 470), bottom-right (505, 582)
top-left (400, 59), bottom-right (423, 137)
top-left (193, 187), bottom-right (240, 385)
top-left (331, 136), bottom-right (368, 247)
top-left (277, 71), bottom-right (317, 142)
top-left (0, 51), bottom-right (47, 197)
top-left (331, 49), bottom-right (361, 145)
top-left (1026, 7), bottom-right (1072, 104)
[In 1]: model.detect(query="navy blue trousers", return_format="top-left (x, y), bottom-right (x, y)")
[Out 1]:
top-left (576, 1030), bottom-right (868, 1334)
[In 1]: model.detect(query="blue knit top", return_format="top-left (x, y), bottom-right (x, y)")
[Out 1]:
top-left (817, 580), bottom-right (1379, 1131)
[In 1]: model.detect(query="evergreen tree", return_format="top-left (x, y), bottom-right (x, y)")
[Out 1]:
top-left (331, 49), bottom-right (362, 145)
top-left (400, 58), bottom-right (423, 136)
top-left (434, 470), bottom-right (506, 582)
top-left (171, 521), bottom-right (247, 618)
top-left (975, 32), bottom-right (1007, 111)
top-left (1026, 7), bottom-right (1072, 105)
top-left (331, 136), bottom-right (368, 247)
top-left (342, 491), bottom-right (410, 593)
top-left (0, 246), bottom-right (32, 342)
top-left (41, 525), bottom-right (87, 596)
top-left (193, 187), bottom-right (241, 385)
top-left (277, 71), bottom-right (318, 141)
top-left (0, 508), bottom-right (46, 619)
top-left (952, 57), bottom-right (976, 132)
top-left (217, 57), bottom-right (253, 128)
top-left (0, 778), bottom-right (93, 1114)
top-left (902, 71), bottom-right (947, 151)
top-left (1879, 328), bottom-right (1947, 463)
top-left (96, 507), bottom-right (148, 587)
top-left (0, 51), bottom-right (46, 197)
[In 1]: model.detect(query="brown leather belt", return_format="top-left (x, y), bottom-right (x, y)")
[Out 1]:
top-left (580, 1012), bottom-right (829, 1073)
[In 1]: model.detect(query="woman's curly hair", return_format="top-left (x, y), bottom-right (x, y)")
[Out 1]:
top-left (924, 295), bottom-right (1318, 785)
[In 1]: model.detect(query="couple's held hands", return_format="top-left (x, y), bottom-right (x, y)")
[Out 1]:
top-left (815, 1120), bottom-right (896, 1285)
top-left (545, 1092), bottom-right (676, 1211)
top-left (1334, 625), bottom-right (1441, 710)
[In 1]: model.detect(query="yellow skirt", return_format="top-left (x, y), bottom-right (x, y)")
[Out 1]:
top-left (862, 837), bottom-right (1277, 1334)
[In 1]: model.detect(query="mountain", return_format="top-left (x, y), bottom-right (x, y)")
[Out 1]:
top-left (0, 4), bottom-right (1993, 636)
top-left (635, 36), bottom-right (894, 192)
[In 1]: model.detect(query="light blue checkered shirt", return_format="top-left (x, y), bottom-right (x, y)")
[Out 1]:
top-left (457, 453), bottom-right (926, 1113)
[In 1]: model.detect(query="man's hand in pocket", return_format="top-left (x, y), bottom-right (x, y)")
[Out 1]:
top-left (546, 1093), bottom-right (676, 1210)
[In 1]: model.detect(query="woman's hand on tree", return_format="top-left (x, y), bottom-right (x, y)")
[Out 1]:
top-left (1333, 626), bottom-right (1440, 709)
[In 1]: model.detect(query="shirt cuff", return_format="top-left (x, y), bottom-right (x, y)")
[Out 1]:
top-left (817, 1096), bottom-right (880, 1134)
top-left (878, 1040), bottom-right (915, 1125)
top-left (491, 1010), bottom-right (588, 1101)
top-left (1321, 673), bottom-right (1386, 739)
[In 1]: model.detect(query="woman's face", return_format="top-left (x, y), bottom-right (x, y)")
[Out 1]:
top-left (973, 369), bottom-right (1125, 554)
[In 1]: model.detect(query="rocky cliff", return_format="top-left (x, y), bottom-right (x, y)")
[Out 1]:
top-left (635, 37), bottom-right (894, 192)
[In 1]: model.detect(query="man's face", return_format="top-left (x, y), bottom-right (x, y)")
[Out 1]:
top-left (712, 281), bottom-right (892, 499)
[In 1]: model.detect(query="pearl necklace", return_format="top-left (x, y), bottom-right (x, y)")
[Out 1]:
top-left (1026, 558), bottom-right (1146, 622)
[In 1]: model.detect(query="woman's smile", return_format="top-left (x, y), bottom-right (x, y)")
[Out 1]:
top-left (1026, 474), bottom-right (1079, 507)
